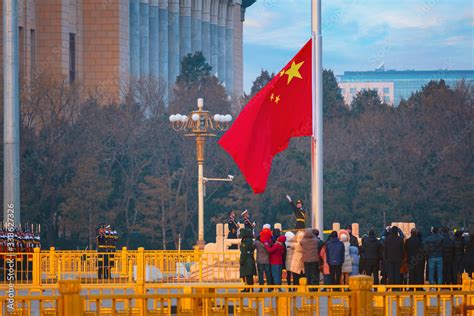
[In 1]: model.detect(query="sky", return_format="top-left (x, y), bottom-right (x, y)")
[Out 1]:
top-left (242, 0), bottom-right (474, 93)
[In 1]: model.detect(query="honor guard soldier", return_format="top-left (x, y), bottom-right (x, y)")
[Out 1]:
top-left (286, 195), bottom-right (306, 229)
top-left (96, 225), bottom-right (108, 279)
top-left (227, 211), bottom-right (239, 249)
top-left (241, 210), bottom-right (255, 232)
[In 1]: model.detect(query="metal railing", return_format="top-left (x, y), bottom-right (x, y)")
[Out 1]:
top-left (1, 276), bottom-right (474, 315)
top-left (0, 247), bottom-right (244, 289)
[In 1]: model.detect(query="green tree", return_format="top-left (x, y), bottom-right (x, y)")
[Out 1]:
top-left (176, 52), bottom-right (212, 86)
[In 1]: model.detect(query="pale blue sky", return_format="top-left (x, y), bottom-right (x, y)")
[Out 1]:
top-left (243, 0), bottom-right (474, 93)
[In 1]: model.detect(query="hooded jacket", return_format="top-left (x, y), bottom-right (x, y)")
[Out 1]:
top-left (326, 236), bottom-right (345, 266)
top-left (264, 236), bottom-right (286, 265)
top-left (349, 246), bottom-right (360, 275)
top-left (254, 239), bottom-right (269, 264)
top-left (289, 231), bottom-right (305, 274)
top-left (361, 234), bottom-right (383, 261)
top-left (285, 232), bottom-right (296, 269)
top-left (423, 233), bottom-right (444, 258)
top-left (300, 228), bottom-right (320, 263)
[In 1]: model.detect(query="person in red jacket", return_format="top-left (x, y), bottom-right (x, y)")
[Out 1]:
top-left (264, 235), bottom-right (286, 289)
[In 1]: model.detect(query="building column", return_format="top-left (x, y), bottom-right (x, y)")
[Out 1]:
top-left (201, 0), bottom-right (211, 63)
top-left (149, 0), bottom-right (160, 79)
top-left (168, 0), bottom-right (180, 86)
top-left (232, 1), bottom-right (244, 108)
top-left (130, 0), bottom-right (141, 77)
top-left (179, 0), bottom-right (191, 64)
top-left (209, 0), bottom-right (219, 75)
top-left (225, 3), bottom-right (234, 94)
top-left (140, 0), bottom-right (150, 76)
top-left (191, 0), bottom-right (202, 54)
top-left (217, 0), bottom-right (227, 83)
top-left (159, 0), bottom-right (169, 86)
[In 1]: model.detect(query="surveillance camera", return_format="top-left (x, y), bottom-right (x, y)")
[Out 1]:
top-left (228, 175), bottom-right (234, 180)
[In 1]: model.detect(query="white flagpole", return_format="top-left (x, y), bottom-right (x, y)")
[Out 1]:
top-left (311, 0), bottom-right (324, 233)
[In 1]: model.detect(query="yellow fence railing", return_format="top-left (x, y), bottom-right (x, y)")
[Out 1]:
top-left (1, 276), bottom-right (474, 315)
top-left (0, 247), bottom-right (244, 289)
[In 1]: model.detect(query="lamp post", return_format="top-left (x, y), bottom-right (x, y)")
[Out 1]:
top-left (169, 98), bottom-right (232, 248)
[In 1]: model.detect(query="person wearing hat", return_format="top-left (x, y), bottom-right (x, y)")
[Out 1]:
top-left (286, 195), bottom-right (306, 229)
top-left (241, 210), bottom-right (255, 231)
top-left (96, 224), bottom-right (107, 279)
top-left (239, 228), bottom-right (256, 292)
top-left (227, 211), bottom-right (239, 249)
top-left (346, 225), bottom-right (359, 248)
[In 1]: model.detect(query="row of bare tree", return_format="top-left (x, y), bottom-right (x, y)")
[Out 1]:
top-left (0, 54), bottom-right (472, 249)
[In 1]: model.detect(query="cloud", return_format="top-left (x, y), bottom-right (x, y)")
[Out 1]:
top-left (243, 0), bottom-right (474, 93)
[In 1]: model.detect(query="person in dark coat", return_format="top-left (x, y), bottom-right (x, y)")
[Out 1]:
top-left (326, 231), bottom-right (345, 285)
top-left (361, 230), bottom-right (383, 284)
top-left (424, 227), bottom-right (444, 284)
top-left (404, 228), bottom-right (425, 285)
top-left (239, 228), bottom-right (256, 292)
top-left (441, 227), bottom-right (455, 284)
top-left (254, 235), bottom-right (271, 289)
top-left (227, 210), bottom-right (239, 249)
top-left (453, 230), bottom-right (465, 283)
top-left (384, 226), bottom-right (404, 284)
top-left (464, 237), bottom-right (474, 276)
top-left (286, 195), bottom-right (306, 229)
top-left (300, 228), bottom-right (320, 286)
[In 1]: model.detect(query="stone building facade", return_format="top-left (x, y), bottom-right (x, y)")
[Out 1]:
top-left (0, 0), bottom-right (254, 104)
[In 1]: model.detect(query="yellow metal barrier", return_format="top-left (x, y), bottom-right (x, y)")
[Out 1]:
top-left (1, 276), bottom-right (474, 315)
top-left (2, 248), bottom-right (244, 287)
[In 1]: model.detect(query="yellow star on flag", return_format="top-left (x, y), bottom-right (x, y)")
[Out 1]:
top-left (284, 60), bottom-right (304, 84)
top-left (275, 95), bottom-right (280, 104)
top-left (270, 93), bottom-right (274, 101)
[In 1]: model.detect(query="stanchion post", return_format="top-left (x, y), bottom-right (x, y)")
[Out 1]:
top-left (194, 245), bottom-right (203, 282)
top-left (298, 277), bottom-right (308, 293)
top-left (135, 247), bottom-right (146, 315)
top-left (58, 280), bottom-right (83, 316)
top-left (49, 247), bottom-right (56, 277)
top-left (277, 294), bottom-right (290, 316)
top-left (462, 273), bottom-right (473, 308)
top-left (120, 247), bottom-right (128, 277)
top-left (349, 275), bottom-right (373, 316)
top-left (32, 247), bottom-right (41, 291)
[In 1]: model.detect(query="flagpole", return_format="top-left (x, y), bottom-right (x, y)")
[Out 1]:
top-left (311, 0), bottom-right (323, 233)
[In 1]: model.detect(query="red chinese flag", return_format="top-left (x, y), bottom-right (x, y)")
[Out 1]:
top-left (218, 39), bottom-right (312, 193)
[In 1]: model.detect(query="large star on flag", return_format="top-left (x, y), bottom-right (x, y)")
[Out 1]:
top-left (219, 39), bottom-right (312, 194)
top-left (284, 60), bottom-right (304, 84)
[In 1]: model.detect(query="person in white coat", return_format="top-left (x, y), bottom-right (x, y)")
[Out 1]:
top-left (289, 230), bottom-right (305, 285)
top-left (285, 231), bottom-right (296, 288)
top-left (340, 233), bottom-right (352, 285)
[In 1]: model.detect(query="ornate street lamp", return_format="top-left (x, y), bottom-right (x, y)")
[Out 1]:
top-left (169, 98), bottom-right (232, 248)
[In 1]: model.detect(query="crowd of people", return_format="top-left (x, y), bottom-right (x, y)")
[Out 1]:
top-left (234, 216), bottom-right (474, 290)
top-left (0, 228), bottom-right (41, 280)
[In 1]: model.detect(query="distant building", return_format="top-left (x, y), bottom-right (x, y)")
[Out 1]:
top-left (0, 0), bottom-right (256, 107)
top-left (338, 70), bottom-right (474, 106)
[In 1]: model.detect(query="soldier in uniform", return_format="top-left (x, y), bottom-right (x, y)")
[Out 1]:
top-left (227, 211), bottom-right (239, 249)
top-left (286, 195), bottom-right (306, 229)
top-left (96, 225), bottom-right (107, 279)
top-left (241, 210), bottom-right (255, 232)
